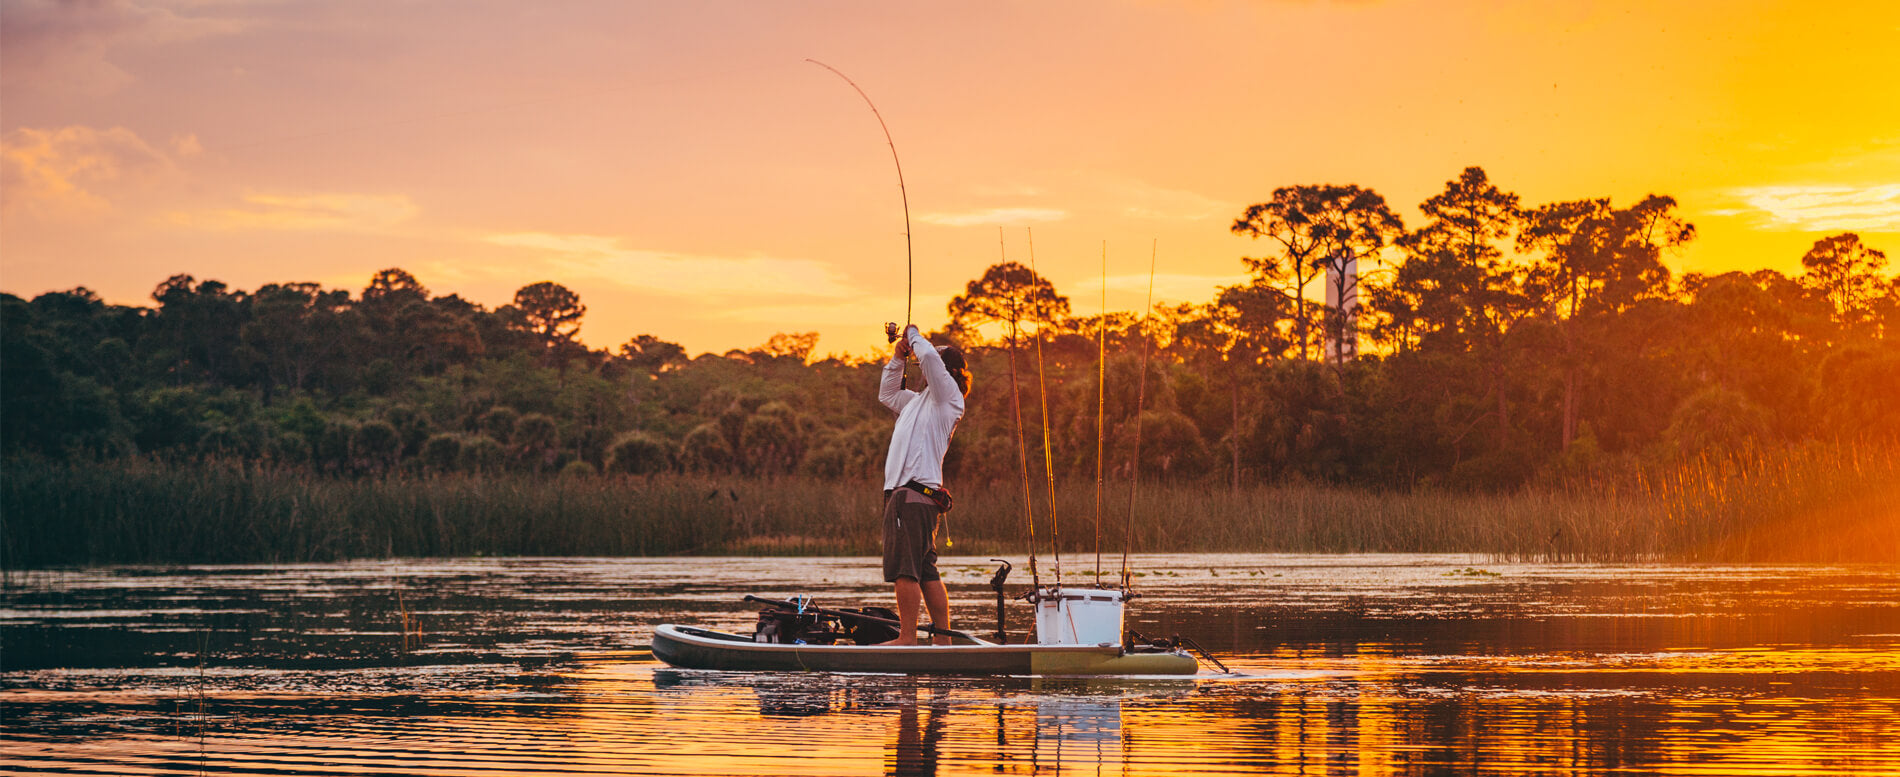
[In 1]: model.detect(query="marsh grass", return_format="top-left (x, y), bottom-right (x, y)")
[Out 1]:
top-left (3, 442), bottom-right (1893, 567)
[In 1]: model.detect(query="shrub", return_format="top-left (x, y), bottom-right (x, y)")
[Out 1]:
top-left (798, 420), bottom-right (885, 480)
top-left (353, 420), bottom-right (402, 473)
top-left (513, 412), bottom-right (559, 470)
top-left (1665, 386), bottom-right (1770, 458)
top-left (315, 420), bottom-right (356, 473)
top-left (559, 459), bottom-right (598, 478)
top-left (458, 434), bottom-right (505, 475)
top-left (605, 431), bottom-right (672, 475)
top-left (740, 401), bottom-right (804, 475)
top-left (480, 405), bottom-right (520, 441)
top-left (271, 431), bottom-right (312, 465)
top-left (420, 433), bottom-right (463, 474)
top-left (384, 404), bottom-right (432, 456)
top-left (679, 423), bottom-right (733, 473)
top-left (197, 425), bottom-right (245, 458)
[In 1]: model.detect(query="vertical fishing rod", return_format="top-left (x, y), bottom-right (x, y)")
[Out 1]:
top-left (1121, 239), bottom-right (1158, 592)
top-left (1095, 240), bottom-right (1106, 583)
top-left (805, 59), bottom-right (913, 330)
top-left (1027, 228), bottom-right (1060, 586)
top-left (1003, 228), bottom-right (1041, 592)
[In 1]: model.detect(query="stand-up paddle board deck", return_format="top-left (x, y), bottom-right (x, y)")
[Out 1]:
top-left (651, 624), bottom-right (1199, 676)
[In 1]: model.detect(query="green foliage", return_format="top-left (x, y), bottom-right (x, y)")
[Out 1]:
top-left (353, 420), bottom-right (403, 473)
top-left (2, 186), bottom-right (1894, 515)
top-left (480, 405), bottom-right (520, 441)
top-left (1814, 346), bottom-right (1900, 440)
top-left (420, 433), bottom-right (462, 474)
top-left (680, 423), bottom-right (734, 473)
top-left (512, 412), bottom-right (559, 471)
top-left (383, 405), bottom-right (432, 456)
top-left (458, 435), bottom-right (505, 475)
top-left (271, 431), bottom-right (311, 465)
top-left (1663, 387), bottom-right (1771, 459)
top-left (605, 431), bottom-right (672, 476)
top-left (947, 262), bottom-right (1070, 344)
top-left (314, 420), bottom-right (356, 473)
top-left (800, 420), bottom-right (887, 481)
top-left (740, 401), bottom-right (805, 475)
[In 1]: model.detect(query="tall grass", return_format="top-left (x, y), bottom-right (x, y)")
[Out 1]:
top-left (0, 460), bottom-right (885, 567)
top-left (3, 442), bottom-right (1893, 568)
top-left (926, 440), bottom-right (1898, 563)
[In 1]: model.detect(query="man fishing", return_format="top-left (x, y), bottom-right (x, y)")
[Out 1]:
top-left (878, 323), bottom-right (971, 645)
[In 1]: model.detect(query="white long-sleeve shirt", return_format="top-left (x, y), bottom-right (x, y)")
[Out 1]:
top-left (880, 327), bottom-right (965, 491)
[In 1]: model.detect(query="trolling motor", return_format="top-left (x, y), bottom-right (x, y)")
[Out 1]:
top-left (988, 559), bottom-right (1012, 643)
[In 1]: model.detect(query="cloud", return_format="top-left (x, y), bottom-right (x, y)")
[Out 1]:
top-left (484, 232), bottom-right (862, 299)
top-left (0, 125), bottom-right (171, 220)
top-left (168, 193), bottom-right (420, 232)
top-left (1730, 184), bottom-right (1900, 233)
top-left (918, 207), bottom-right (1068, 227)
top-left (171, 133), bottom-right (203, 157)
top-left (1, 0), bottom-right (244, 94)
top-left (1107, 180), bottom-right (1230, 222)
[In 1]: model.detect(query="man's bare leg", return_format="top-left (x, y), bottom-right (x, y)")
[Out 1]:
top-left (892, 577), bottom-right (921, 646)
top-left (923, 579), bottom-right (951, 646)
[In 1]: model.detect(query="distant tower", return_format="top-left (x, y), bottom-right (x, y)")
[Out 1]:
top-left (1325, 253), bottom-right (1358, 363)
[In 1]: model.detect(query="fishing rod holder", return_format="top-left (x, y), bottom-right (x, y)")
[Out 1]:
top-left (987, 559), bottom-right (1012, 644)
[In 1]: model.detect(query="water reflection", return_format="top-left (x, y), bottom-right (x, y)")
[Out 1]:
top-left (641, 669), bottom-right (1152, 775)
top-left (642, 670), bottom-right (1156, 776)
top-left (3, 555), bottom-right (1898, 775)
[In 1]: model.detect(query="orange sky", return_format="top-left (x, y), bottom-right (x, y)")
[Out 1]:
top-left (4, 0), bottom-right (1897, 358)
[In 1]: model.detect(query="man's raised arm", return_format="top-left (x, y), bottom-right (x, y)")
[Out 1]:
top-left (878, 338), bottom-right (914, 413)
top-left (906, 326), bottom-right (963, 410)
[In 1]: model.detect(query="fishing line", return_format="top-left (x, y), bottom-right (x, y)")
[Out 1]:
top-left (1122, 239), bottom-right (1157, 592)
top-left (1027, 227), bottom-right (1060, 587)
top-left (1095, 240), bottom-right (1106, 583)
top-left (1004, 228), bottom-right (1042, 592)
top-left (805, 59), bottom-right (913, 329)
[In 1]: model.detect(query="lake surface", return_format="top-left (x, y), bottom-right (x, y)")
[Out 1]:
top-left (3, 554), bottom-right (1897, 776)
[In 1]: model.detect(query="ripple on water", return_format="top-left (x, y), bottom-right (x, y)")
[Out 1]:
top-left (3, 555), bottom-right (1898, 776)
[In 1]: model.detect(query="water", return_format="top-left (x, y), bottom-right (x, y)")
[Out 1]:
top-left (3, 554), bottom-right (1897, 775)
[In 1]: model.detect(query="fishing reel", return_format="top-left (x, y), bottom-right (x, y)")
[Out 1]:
top-left (884, 322), bottom-right (900, 343)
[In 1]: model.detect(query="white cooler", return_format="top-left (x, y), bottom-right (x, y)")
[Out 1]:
top-left (1033, 587), bottom-right (1126, 645)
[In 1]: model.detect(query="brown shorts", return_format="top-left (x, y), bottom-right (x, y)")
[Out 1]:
top-left (882, 488), bottom-right (941, 584)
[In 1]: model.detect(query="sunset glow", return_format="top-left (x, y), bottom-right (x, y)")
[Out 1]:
top-left (4, 0), bottom-right (1897, 357)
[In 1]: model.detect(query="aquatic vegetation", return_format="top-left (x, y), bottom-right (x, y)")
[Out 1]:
top-left (1, 439), bottom-right (1893, 567)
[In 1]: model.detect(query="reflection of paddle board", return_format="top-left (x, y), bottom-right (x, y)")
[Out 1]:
top-left (650, 624), bottom-right (1198, 675)
top-left (1037, 697), bottom-right (1122, 745)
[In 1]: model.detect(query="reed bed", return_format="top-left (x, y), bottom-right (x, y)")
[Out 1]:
top-left (3, 442), bottom-right (1893, 568)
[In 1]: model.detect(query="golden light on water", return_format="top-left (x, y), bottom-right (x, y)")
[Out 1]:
top-left (5, 558), bottom-right (1897, 775)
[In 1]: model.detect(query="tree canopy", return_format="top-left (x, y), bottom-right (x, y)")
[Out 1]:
top-left (4, 168), bottom-right (1895, 492)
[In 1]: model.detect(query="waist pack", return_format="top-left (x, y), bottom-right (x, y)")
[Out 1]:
top-left (903, 480), bottom-right (953, 514)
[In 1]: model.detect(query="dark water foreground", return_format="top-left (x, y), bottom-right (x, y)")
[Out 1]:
top-left (2, 554), bottom-right (1896, 776)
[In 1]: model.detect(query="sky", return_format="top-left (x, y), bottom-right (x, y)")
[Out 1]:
top-left (4, 0), bottom-right (1898, 359)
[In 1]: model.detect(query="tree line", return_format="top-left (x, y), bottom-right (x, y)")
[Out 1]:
top-left (4, 167), bottom-right (1896, 491)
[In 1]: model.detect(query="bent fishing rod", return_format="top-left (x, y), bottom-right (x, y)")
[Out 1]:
top-left (806, 59), bottom-right (914, 332)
